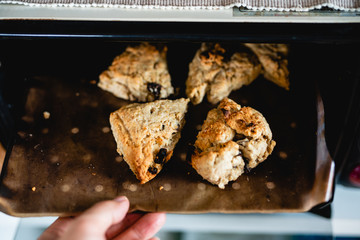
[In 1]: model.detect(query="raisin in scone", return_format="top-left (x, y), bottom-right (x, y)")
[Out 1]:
top-left (244, 43), bottom-right (290, 90)
top-left (186, 43), bottom-right (261, 105)
top-left (110, 98), bottom-right (189, 184)
top-left (99, 42), bottom-right (174, 102)
top-left (191, 98), bottom-right (276, 189)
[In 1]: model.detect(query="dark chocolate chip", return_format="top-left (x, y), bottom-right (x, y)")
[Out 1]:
top-left (155, 148), bottom-right (167, 164)
top-left (148, 166), bottom-right (158, 174)
top-left (200, 51), bottom-right (210, 59)
top-left (221, 108), bottom-right (230, 118)
top-left (247, 122), bottom-right (254, 127)
top-left (147, 82), bottom-right (162, 99)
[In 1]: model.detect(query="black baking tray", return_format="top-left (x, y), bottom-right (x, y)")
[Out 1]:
top-left (0, 41), bottom-right (339, 216)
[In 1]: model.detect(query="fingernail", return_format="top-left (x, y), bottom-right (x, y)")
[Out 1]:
top-left (114, 196), bottom-right (128, 202)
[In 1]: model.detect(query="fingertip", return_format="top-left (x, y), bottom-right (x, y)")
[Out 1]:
top-left (114, 196), bottom-right (128, 203)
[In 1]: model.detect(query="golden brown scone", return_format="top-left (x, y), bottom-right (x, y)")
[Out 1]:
top-left (244, 43), bottom-right (290, 90)
top-left (110, 98), bottom-right (189, 184)
top-left (186, 43), bottom-right (261, 105)
top-left (191, 98), bottom-right (275, 189)
top-left (98, 42), bottom-right (174, 102)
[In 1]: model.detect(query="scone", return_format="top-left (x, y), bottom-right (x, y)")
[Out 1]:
top-left (110, 98), bottom-right (189, 184)
top-left (191, 98), bottom-right (276, 189)
top-left (98, 42), bottom-right (174, 101)
top-left (244, 43), bottom-right (290, 90)
top-left (186, 43), bottom-right (261, 105)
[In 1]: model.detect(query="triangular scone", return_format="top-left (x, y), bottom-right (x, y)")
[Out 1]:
top-left (110, 98), bottom-right (189, 184)
top-left (99, 42), bottom-right (174, 102)
top-left (244, 43), bottom-right (290, 90)
top-left (191, 98), bottom-right (276, 189)
top-left (186, 43), bottom-right (261, 105)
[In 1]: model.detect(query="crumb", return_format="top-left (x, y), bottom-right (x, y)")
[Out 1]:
top-left (279, 151), bottom-right (288, 159)
top-left (71, 127), bottom-right (79, 134)
top-left (102, 127), bottom-right (110, 133)
top-left (159, 186), bottom-right (164, 191)
top-left (31, 187), bottom-right (36, 192)
top-left (43, 111), bottom-right (50, 119)
top-left (90, 80), bottom-right (97, 85)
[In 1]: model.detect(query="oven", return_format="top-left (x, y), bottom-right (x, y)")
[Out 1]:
top-left (0, 3), bottom-right (360, 223)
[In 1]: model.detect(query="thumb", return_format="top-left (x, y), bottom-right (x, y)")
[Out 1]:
top-left (61, 196), bottom-right (130, 240)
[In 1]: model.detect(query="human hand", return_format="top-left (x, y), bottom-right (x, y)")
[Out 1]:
top-left (38, 196), bottom-right (166, 240)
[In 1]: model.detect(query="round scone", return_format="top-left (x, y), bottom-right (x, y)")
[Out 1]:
top-left (191, 98), bottom-right (276, 189)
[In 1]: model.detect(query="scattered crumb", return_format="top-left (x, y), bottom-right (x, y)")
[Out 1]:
top-left (61, 184), bottom-right (70, 192)
top-left (129, 184), bottom-right (137, 192)
top-left (279, 151), bottom-right (288, 159)
top-left (163, 183), bottom-right (171, 191)
top-left (196, 124), bottom-right (202, 131)
top-left (31, 187), bottom-right (36, 192)
top-left (91, 172), bottom-right (97, 176)
top-left (41, 128), bottom-right (49, 134)
top-left (290, 122), bottom-right (297, 128)
top-left (232, 182), bottom-right (241, 190)
top-left (17, 131), bottom-right (27, 139)
top-left (95, 185), bottom-right (104, 192)
top-left (266, 182), bottom-right (276, 190)
top-left (115, 156), bottom-right (123, 163)
top-left (75, 92), bottom-right (80, 97)
top-left (102, 127), bottom-right (110, 133)
top-left (50, 155), bottom-right (59, 163)
top-left (43, 111), bottom-right (50, 119)
top-left (90, 80), bottom-right (97, 85)
top-left (159, 186), bottom-right (164, 191)
top-left (71, 127), bottom-right (79, 134)
top-left (180, 153), bottom-right (187, 161)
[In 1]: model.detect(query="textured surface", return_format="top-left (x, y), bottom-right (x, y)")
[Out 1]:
top-left (191, 98), bottom-right (275, 189)
top-left (110, 98), bottom-right (189, 184)
top-left (98, 43), bottom-right (174, 102)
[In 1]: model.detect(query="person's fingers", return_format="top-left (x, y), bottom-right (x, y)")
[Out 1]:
top-left (37, 217), bottom-right (74, 240)
top-left (60, 196), bottom-right (130, 240)
top-left (105, 212), bottom-right (144, 239)
top-left (113, 212), bottom-right (166, 240)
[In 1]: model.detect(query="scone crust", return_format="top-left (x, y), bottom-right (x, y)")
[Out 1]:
top-left (110, 98), bottom-right (189, 184)
top-left (99, 42), bottom-right (174, 101)
top-left (244, 43), bottom-right (290, 90)
top-left (186, 43), bottom-right (261, 105)
top-left (192, 98), bottom-right (276, 188)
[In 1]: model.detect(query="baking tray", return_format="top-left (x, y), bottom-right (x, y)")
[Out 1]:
top-left (0, 42), bottom-right (334, 216)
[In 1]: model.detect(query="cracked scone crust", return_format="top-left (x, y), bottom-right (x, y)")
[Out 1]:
top-left (244, 43), bottom-right (290, 90)
top-left (191, 98), bottom-right (276, 189)
top-left (186, 43), bottom-right (261, 105)
top-left (110, 98), bottom-right (189, 184)
top-left (99, 42), bottom-right (174, 102)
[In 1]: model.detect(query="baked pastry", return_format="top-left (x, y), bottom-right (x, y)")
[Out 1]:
top-left (186, 43), bottom-right (261, 105)
top-left (98, 42), bottom-right (174, 102)
top-left (110, 98), bottom-right (189, 184)
top-left (191, 98), bottom-right (276, 189)
top-left (244, 43), bottom-right (290, 90)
